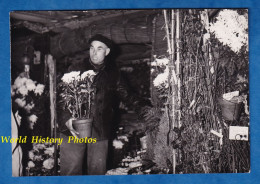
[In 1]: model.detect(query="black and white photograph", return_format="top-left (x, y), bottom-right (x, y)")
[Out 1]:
top-left (10, 9), bottom-right (249, 176)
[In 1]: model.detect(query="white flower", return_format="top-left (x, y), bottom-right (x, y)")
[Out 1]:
top-left (209, 9), bottom-right (248, 53)
top-left (81, 70), bottom-right (96, 79)
top-left (13, 76), bottom-right (27, 89)
top-left (44, 146), bottom-right (54, 156)
top-left (43, 158), bottom-right (54, 169)
top-left (33, 143), bottom-right (46, 150)
top-left (34, 155), bottom-right (43, 161)
top-left (153, 67), bottom-right (169, 88)
top-left (28, 114), bottom-right (38, 123)
top-left (61, 71), bottom-right (80, 83)
top-left (34, 84), bottom-right (45, 95)
top-left (81, 70), bottom-right (96, 82)
top-left (44, 142), bottom-right (52, 146)
top-left (28, 151), bottom-right (34, 160)
top-left (17, 85), bottom-right (28, 96)
top-left (25, 79), bottom-right (36, 91)
top-left (24, 102), bottom-right (35, 113)
top-left (15, 98), bottom-right (26, 107)
top-left (118, 135), bottom-right (129, 142)
top-left (151, 58), bottom-right (169, 67)
top-left (129, 161), bottom-right (142, 168)
top-left (28, 161), bottom-right (35, 168)
top-left (29, 122), bottom-right (35, 130)
top-left (28, 116), bottom-right (37, 129)
top-left (113, 139), bottom-right (124, 149)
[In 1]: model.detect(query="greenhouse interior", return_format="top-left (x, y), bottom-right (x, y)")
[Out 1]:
top-left (10, 9), bottom-right (249, 176)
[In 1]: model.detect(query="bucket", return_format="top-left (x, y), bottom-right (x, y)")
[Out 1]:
top-left (218, 98), bottom-right (242, 121)
top-left (72, 118), bottom-right (93, 138)
top-left (140, 136), bottom-right (147, 150)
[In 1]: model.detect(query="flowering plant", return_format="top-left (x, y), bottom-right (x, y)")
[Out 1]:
top-left (26, 143), bottom-right (57, 176)
top-left (209, 9), bottom-right (248, 53)
top-left (11, 76), bottom-right (45, 129)
top-left (150, 57), bottom-right (170, 104)
top-left (59, 70), bottom-right (96, 119)
top-left (151, 57), bottom-right (169, 89)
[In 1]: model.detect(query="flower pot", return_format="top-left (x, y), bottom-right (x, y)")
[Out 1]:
top-left (72, 118), bottom-right (93, 138)
top-left (218, 98), bottom-right (242, 121)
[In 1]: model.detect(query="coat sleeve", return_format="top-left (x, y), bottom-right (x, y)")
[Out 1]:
top-left (56, 106), bottom-right (71, 133)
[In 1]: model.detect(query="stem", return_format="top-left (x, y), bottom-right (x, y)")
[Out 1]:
top-left (74, 92), bottom-right (79, 118)
top-left (72, 80), bottom-right (80, 118)
top-left (79, 103), bottom-right (82, 118)
top-left (88, 92), bottom-right (91, 119)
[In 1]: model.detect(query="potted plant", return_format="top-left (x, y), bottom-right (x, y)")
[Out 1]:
top-left (59, 70), bottom-right (96, 138)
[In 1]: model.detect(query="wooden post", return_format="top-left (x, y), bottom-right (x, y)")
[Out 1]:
top-left (171, 10), bottom-right (176, 174)
top-left (163, 10), bottom-right (172, 55)
top-left (171, 10), bottom-right (176, 128)
top-left (150, 16), bottom-right (156, 105)
top-left (46, 54), bottom-right (58, 175)
top-left (46, 54), bottom-right (56, 138)
top-left (176, 10), bottom-right (181, 128)
top-left (164, 9), bottom-right (178, 174)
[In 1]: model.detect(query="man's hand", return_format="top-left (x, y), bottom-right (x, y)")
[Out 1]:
top-left (65, 118), bottom-right (79, 138)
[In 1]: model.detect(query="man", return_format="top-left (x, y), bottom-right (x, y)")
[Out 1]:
top-left (59, 34), bottom-right (148, 175)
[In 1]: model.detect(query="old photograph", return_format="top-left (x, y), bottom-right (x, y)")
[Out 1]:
top-left (10, 9), bottom-right (249, 176)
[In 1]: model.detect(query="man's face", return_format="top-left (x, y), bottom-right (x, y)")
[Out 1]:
top-left (89, 40), bottom-right (110, 65)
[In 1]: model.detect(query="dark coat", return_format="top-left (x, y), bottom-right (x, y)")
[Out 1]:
top-left (58, 58), bottom-right (146, 140)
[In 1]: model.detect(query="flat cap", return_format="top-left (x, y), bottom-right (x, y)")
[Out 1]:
top-left (88, 34), bottom-right (113, 48)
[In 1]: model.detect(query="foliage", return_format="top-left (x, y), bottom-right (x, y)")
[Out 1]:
top-left (11, 76), bottom-right (45, 129)
top-left (151, 57), bottom-right (169, 97)
top-left (58, 70), bottom-right (96, 118)
top-left (209, 9), bottom-right (248, 53)
top-left (148, 9), bottom-right (249, 174)
top-left (26, 143), bottom-right (57, 176)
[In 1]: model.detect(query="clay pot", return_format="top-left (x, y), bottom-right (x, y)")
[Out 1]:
top-left (72, 118), bottom-right (93, 138)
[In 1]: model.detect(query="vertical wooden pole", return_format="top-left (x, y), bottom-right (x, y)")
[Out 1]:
top-left (176, 10), bottom-right (181, 128)
top-left (150, 16), bottom-right (156, 105)
top-left (46, 54), bottom-right (56, 138)
top-left (46, 54), bottom-right (57, 175)
top-left (171, 10), bottom-right (175, 64)
top-left (171, 9), bottom-right (176, 174)
top-left (163, 10), bottom-right (172, 55)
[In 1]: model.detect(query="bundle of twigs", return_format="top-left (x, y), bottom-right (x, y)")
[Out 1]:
top-left (147, 9), bottom-right (249, 173)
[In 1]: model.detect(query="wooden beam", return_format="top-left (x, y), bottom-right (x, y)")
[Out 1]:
top-left (50, 13), bottom-right (157, 58)
top-left (11, 12), bottom-right (51, 24)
